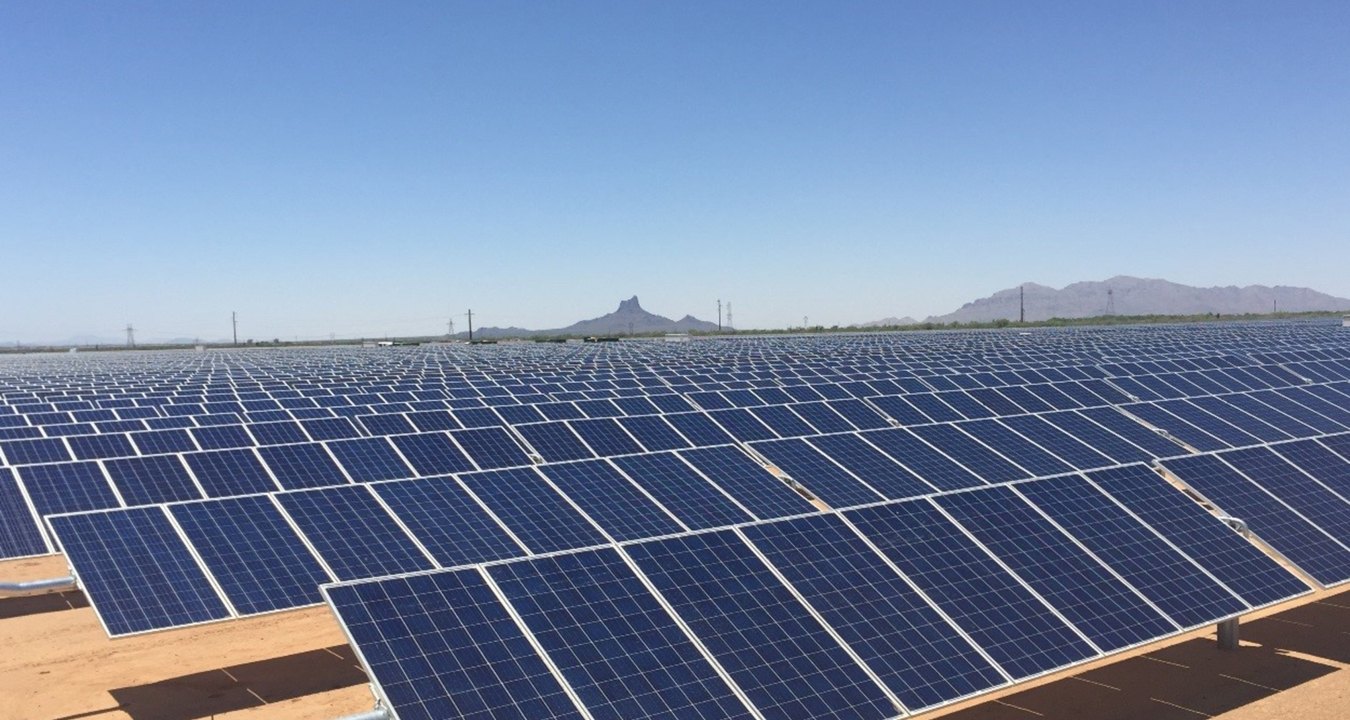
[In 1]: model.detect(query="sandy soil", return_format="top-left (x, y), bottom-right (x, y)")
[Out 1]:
top-left (3, 553), bottom-right (1347, 720)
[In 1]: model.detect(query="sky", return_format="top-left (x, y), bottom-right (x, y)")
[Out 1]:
top-left (2, 2), bottom-right (1348, 342)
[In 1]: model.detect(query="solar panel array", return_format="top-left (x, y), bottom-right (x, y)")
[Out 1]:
top-left (5, 322), bottom-right (1350, 717)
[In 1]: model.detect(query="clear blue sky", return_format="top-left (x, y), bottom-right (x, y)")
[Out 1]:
top-left (2, 2), bottom-right (1347, 342)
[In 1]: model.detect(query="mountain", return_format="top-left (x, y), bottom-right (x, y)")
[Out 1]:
top-left (856, 316), bottom-right (919, 328)
top-left (921, 276), bottom-right (1350, 324)
top-left (464, 296), bottom-right (720, 338)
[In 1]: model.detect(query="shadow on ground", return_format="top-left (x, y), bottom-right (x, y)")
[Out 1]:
top-left (942, 588), bottom-right (1350, 719)
top-left (0, 590), bottom-right (88, 620)
top-left (105, 645), bottom-right (367, 720)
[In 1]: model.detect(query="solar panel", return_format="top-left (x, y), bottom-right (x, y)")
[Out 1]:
top-left (935, 485), bottom-right (1177, 651)
top-left (747, 405), bottom-right (817, 438)
top-left (458, 467), bottom-right (609, 553)
top-left (1075, 406), bottom-right (1188, 458)
top-left (1015, 475), bottom-right (1249, 628)
top-left (129, 428), bottom-right (197, 455)
top-left (327, 437), bottom-right (416, 482)
top-left (706, 408), bottom-right (779, 442)
top-left (451, 426), bottom-right (533, 469)
top-left (859, 429), bottom-right (986, 492)
top-left (625, 530), bottom-right (901, 720)
top-left (609, 453), bottom-right (755, 530)
top-left (488, 548), bottom-right (756, 720)
top-left (662, 412), bottom-right (737, 447)
top-left (742, 514), bottom-right (1007, 710)
top-left (1087, 465), bottom-right (1310, 607)
top-left (1, 437), bottom-right (72, 465)
top-left (190, 425), bottom-right (256, 450)
top-left (1039, 411), bottom-right (1153, 465)
top-left (516, 422), bottom-right (595, 463)
top-left (748, 438), bottom-right (885, 508)
top-left (567, 417), bottom-right (643, 457)
top-left (325, 570), bottom-right (586, 720)
top-left (1186, 396), bottom-right (1290, 443)
top-left (0, 468), bottom-right (48, 557)
top-left (844, 500), bottom-right (1098, 679)
top-left (1272, 438), bottom-right (1350, 501)
top-left (170, 495), bottom-right (332, 615)
top-left (955, 419), bottom-right (1074, 478)
top-left (1162, 454), bottom-right (1350, 586)
top-left (908, 424), bottom-right (1030, 483)
top-left (247, 420), bottom-right (310, 445)
top-left (67, 433), bottom-right (137, 461)
top-left (805, 433), bottom-right (937, 499)
top-left (48, 506), bottom-right (231, 635)
top-left (678, 446), bottom-right (817, 519)
top-left (274, 485), bottom-right (434, 580)
top-left (371, 476), bottom-right (526, 566)
top-left (389, 432), bottom-right (477, 475)
top-left (103, 455), bottom-right (203, 505)
top-left (537, 460), bottom-right (686, 541)
top-left (17, 461), bottom-right (121, 519)
top-left (791, 401), bottom-right (859, 434)
top-left (616, 415), bottom-right (692, 452)
top-left (183, 448), bottom-right (280, 497)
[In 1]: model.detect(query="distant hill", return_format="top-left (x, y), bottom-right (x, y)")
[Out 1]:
top-left (465, 296), bottom-right (720, 338)
top-left (898, 276), bottom-right (1350, 324)
top-left (857, 316), bottom-right (918, 328)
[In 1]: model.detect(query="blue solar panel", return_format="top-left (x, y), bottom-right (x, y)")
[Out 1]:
top-left (748, 438), bottom-right (885, 508)
top-left (1124, 402), bottom-right (1232, 451)
top-left (805, 433), bottom-right (936, 499)
top-left (1, 437), bottom-right (72, 465)
top-left (1163, 454), bottom-right (1350, 585)
top-left (747, 405), bottom-right (817, 438)
top-left (246, 420), bottom-right (310, 445)
top-left (170, 495), bottom-right (332, 615)
top-left (845, 500), bottom-right (1097, 679)
top-left (17, 461), bottom-right (121, 519)
top-left (997, 415), bottom-right (1116, 471)
top-left (1273, 438), bottom-right (1350, 500)
top-left (373, 476), bottom-right (526, 566)
top-left (49, 507), bottom-right (231, 635)
top-left (742, 514), bottom-right (1007, 711)
top-left (1076, 406), bottom-right (1188, 458)
top-left (936, 486), bottom-right (1177, 651)
top-left (1186, 397), bottom-right (1290, 443)
top-left (536, 460), bottom-right (684, 541)
top-left (1039, 411), bottom-right (1153, 465)
top-left (389, 432), bottom-right (477, 476)
top-left (859, 429), bottom-right (986, 492)
top-left (129, 428), bottom-right (197, 455)
top-left (663, 412), bottom-right (738, 447)
top-left (451, 426), bottom-right (532, 469)
top-left (301, 417), bottom-right (363, 440)
top-left (458, 467), bottom-right (609, 553)
top-left (609, 453), bottom-right (755, 530)
top-left (568, 418), bottom-right (643, 457)
top-left (66, 433), bottom-right (137, 461)
top-left (191, 425), bottom-right (256, 450)
top-left (1087, 465), bottom-right (1309, 607)
top-left (791, 401), bottom-right (858, 434)
top-left (104, 455), bottom-right (203, 505)
top-left (679, 446), bottom-right (817, 519)
top-left (0, 468), bottom-right (48, 557)
top-left (327, 437), bottom-right (415, 482)
top-left (625, 530), bottom-right (899, 720)
top-left (956, 419), bottom-right (1074, 477)
top-left (706, 408), bottom-right (779, 442)
top-left (516, 422), bottom-right (595, 463)
top-left (358, 413), bottom-right (416, 436)
top-left (256, 442), bottom-right (350, 490)
top-left (1223, 393), bottom-right (1323, 437)
top-left (616, 415), bottom-right (692, 452)
top-left (275, 485), bottom-right (434, 580)
top-left (325, 570), bottom-right (585, 720)
top-left (183, 448), bottom-right (279, 497)
top-left (489, 548), bottom-right (755, 720)
top-left (909, 424), bottom-right (1030, 483)
top-left (904, 394), bottom-right (963, 423)
top-left (826, 399), bottom-right (892, 430)
top-left (1017, 475), bottom-right (1249, 627)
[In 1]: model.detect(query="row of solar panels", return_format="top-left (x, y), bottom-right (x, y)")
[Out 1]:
top-left (9, 378), bottom-right (1350, 561)
top-left (40, 427), bottom-right (1350, 640)
top-left (0, 397), bottom-right (1209, 561)
top-left (320, 465), bottom-right (1310, 720)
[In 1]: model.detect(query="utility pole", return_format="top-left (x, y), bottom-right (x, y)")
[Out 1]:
top-left (466, 309), bottom-right (474, 342)
top-left (125, 324), bottom-right (135, 348)
top-left (803, 316), bottom-right (808, 330)
top-left (1273, 299), bottom-right (1278, 314)
top-left (1107, 288), bottom-right (1115, 316)
top-left (726, 302), bottom-right (733, 331)
top-left (448, 318), bottom-right (455, 337)
top-left (1019, 285), bottom-right (1025, 323)
top-left (717, 299), bottom-right (722, 332)
top-left (232, 311), bottom-right (238, 346)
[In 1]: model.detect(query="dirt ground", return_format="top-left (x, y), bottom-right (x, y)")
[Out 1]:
top-left (2, 553), bottom-right (1347, 720)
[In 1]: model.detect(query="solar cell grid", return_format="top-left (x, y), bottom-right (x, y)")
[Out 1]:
top-left (389, 432), bottom-right (477, 476)
top-left (327, 437), bottom-right (416, 483)
top-left (275, 485), bottom-right (434, 581)
top-left (748, 438), bottom-right (884, 508)
top-left (860, 429), bottom-right (986, 492)
top-left (458, 467), bottom-right (610, 553)
top-left (609, 453), bottom-right (755, 530)
top-left (257, 443), bottom-right (351, 490)
top-left (537, 460), bottom-right (686, 541)
top-left (568, 417), bottom-right (643, 457)
top-left (679, 445), bottom-right (817, 519)
top-left (103, 454), bottom-right (203, 506)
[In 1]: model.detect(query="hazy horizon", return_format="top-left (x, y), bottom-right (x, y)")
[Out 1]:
top-left (4, 2), bottom-right (1348, 342)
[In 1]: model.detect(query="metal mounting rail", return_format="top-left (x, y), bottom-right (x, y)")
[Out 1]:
top-left (0, 576), bottom-right (77, 597)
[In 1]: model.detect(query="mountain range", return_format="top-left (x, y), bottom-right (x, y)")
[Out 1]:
top-left (462, 296), bottom-right (720, 338)
top-left (863, 276), bottom-right (1350, 325)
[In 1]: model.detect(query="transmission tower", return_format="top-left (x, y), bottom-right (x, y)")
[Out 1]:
top-left (125, 324), bottom-right (135, 348)
top-left (1107, 288), bottom-right (1116, 316)
top-left (726, 302), bottom-right (733, 331)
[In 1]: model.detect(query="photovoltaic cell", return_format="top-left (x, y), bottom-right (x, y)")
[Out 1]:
top-left (742, 514), bottom-right (1006, 711)
top-left (458, 467), bottom-right (609, 553)
top-left (909, 424), bottom-right (1030, 483)
top-left (49, 507), bottom-right (230, 635)
top-left (845, 500), bottom-right (1097, 679)
top-left (451, 427), bottom-right (533, 469)
top-left (373, 477), bottom-right (526, 567)
top-left (617, 415), bottom-right (691, 452)
top-left (170, 495), bottom-right (332, 615)
top-left (0, 468), bottom-right (48, 557)
top-left (103, 455), bottom-right (203, 506)
top-left (390, 433), bottom-right (477, 476)
top-left (997, 415), bottom-right (1116, 471)
top-left (1273, 438), bottom-right (1350, 501)
top-left (1163, 454), bottom-right (1350, 585)
top-left (516, 422), bottom-right (595, 463)
top-left (679, 446), bottom-right (817, 519)
top-left (184, 448), bottom-right (279, 497)
top-left (806, 433), bottom-right (936, 500)
top-left (955, 419), bottom-right (1074, 478)
top-left (664, 413), bottom-right (738, 447)
top-left (488, 548), bottom-right (755, 720)
top-left (610, 453), bottom-right (755, 531)
top-left (327, 438), bottom-right (416, 482)
top-left (536, 460), bottom-right (684, 541)
top-left (1076, 406), bottom-right (1188, 459)
top-left (1088, 465), bottom-right (1309, 607)
top-left (748, 438), bottom-right (884, 508)
top-left (325, 570), bottom-right (585, 720)
top-left (17, 461), bottom-right (121, 518)
top-left (67, 433), bottom-right (137, 461)
top-left (275, 485), bottom-right (434, 581)
top-left (860, 429), bottom-right (986, 492)
top-left (257, 442), bottom-right (351, 490)
top-left (569, 418), bottom-right (643, 457)
top-left (1040, 411), bottom-right (1153, 465)
top-left (129, 429), bottom-right (197, 455)
top-left (1017, 475), bottom-right (1248, 627)
top-left (936, 486), bottom-right (1176, 651)
top-left (625, 530), bottom-right (899, 720)
top-left (1, 438), bottom-right (72, 465)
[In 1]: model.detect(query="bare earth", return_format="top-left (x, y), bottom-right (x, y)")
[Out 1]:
top-left (2, 553), bottom-right (1347, 720)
